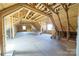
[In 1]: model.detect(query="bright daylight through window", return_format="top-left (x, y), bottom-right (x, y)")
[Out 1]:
top-left (47, 24), bottom-right (54, 30)
top-left (22, 26), bottom-right (26, 30)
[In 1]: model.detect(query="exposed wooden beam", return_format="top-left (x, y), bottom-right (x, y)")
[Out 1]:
top-left (53, 5), bottom-right (61, 10)
top-left (0, 3), bottom-right (53, 27)
top-left (1, 3), bottom-right (59, 33)
top-left (20, 4), bottom-right (59, 32)
top-left (0, 17), bottom-right (5, 56)
top-left (0, 4), bottom-right (23, 16)
top-left (45, 4), bottom-right (63, 31)
top-left (46, 5), bottom-right (65, 38)
top-left (66, 10), bottom-right (70, 40)
top-left (69, 23), bottom-right (75, 31)
top-left (35, 3), bottom-right (41, 8)
top-left (17, 11), bottom-right (20, 18)
top-left (43, 4), bottom-right (54, 13)
top-left (19, 3), bottom-right (49, 16)
top-left (49, 15), bottom-right (59, 33)
top-left (0, 3), bottom-right (48, 17)
top-left (29, 13), bottom-right (37, 20)
top-left (41, 6), bottom-right (45, 11)
top-left (25, 10), bottom-right (31, 19)
top-left (61, 3), bottom-right (76, 35)
top-left (25, 19), bottom-right (37, 22)
top-left (12, 12), bottom-right (42, 24)
top-left (39, 4), bottom-right (44, 9)
top-left (56, 4), bottom-right (75, 31)
top-left (13, 20), bottom-right (21, 25)
top-left (31, 22), bottom-right (41, 31)
top-left (34, 15), bottom-right (43, 21)
top-left (57, 13), bottom-right (64, 31)
top-left (12, 16), bottom-right (37, 23)
top-left (61, 4), bottom-right (70, 40)
top-left (43, 4), bottom-right (61, 32)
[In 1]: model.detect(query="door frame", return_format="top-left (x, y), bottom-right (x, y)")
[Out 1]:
top-left (0, 4), bottom-right (23, 56)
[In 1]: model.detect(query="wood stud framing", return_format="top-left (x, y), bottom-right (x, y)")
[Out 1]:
top-left (0, 3), bottom-right (76, 55)
top-left (61, 3), bottom-right (73, 40)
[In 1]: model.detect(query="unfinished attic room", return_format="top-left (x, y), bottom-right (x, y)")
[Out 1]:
top-left (0, 3), bottom-right (78, 56)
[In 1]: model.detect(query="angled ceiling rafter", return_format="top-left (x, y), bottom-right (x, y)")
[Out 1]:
top-left (0, 3), bottom-right (59, 32)
top-left (61, 3), bottom-right (75, 31)
top-left (34, 15), bottom-right (44, 21)
top-left (29, 13), bottom-right (38, 20)
top-left (43, 4), bottom-right (60, 32)
top-left (44, 4), bottom-right (64, 32)
top-left (23, 3), bottom-right (58, 32)
top-left (24, 10), bottom-right (31, 19)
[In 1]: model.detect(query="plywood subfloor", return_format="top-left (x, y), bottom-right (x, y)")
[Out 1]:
top-left (6, 32), bottom-right (75, 56)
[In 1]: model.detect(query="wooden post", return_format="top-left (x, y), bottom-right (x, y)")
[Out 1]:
top-left (57, 13), bottom-right (63, 40)
top-left (40, 22), bottom-right (43, 33)
top-left (49, 15), bottom-right (59, 35)
top-left (0, 16), bottom-right (5, 56)
top-left (3, 17), bottom-right (7, 55)
top-left (57, 13), bottom-right (63, 32)
top-left (43, 4), bottom-right (63, 39)
top-left (61, 4), bottom-right (70, 40)
top-left (0, 4), bottom-right (24, 56)
top-left (66, 10), bottom-right (70, 40)
top-left (46, 20), bottom-right (48, 33)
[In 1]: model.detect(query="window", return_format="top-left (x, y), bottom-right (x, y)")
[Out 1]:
top-left (47, 24), bottom-right (54, 30)
top-left (22, 26), bottom-right (26, 30)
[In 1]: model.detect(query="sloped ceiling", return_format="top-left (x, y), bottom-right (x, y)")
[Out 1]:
top-left (0, 3), bottom-right (15, 11)
top-left (0, 3), bottom-right (78, 32)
